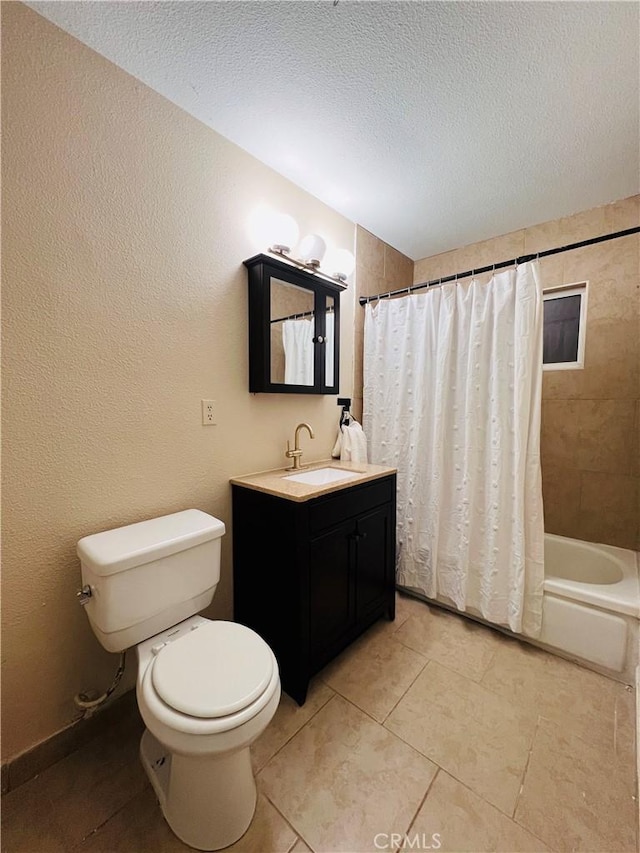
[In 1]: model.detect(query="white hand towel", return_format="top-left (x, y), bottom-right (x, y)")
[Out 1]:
top-left (341, 421), bottom-right (368, 464)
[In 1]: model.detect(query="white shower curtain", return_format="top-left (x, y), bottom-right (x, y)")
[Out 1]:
top-left (283, 319), bottom-right (314, 385)
top-left (364, 263), bottom-right (545, 637)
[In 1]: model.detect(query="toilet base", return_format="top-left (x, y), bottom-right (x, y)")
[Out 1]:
top-left (140, 729), bottom-right (257, 851)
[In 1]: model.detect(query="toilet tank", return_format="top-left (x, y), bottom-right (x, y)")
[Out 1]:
top-left (77, 509), bottom-right (226, 652)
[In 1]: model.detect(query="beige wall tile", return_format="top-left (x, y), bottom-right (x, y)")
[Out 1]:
top-left (524, 218), bottom-right (563, 254)
top-left (413, 249), bottom-right (460, 284)
top-left (583, 316), bottom-right (639, 401)
top-left (476, 230), bottom-right (526, 267)
top-left (413, 255), bottom-right (445, 285)
top-left (542, 399), bottom-right (637, 475)
top-left (540, 400), bottom-right (581, 469)
top-left (578, 471), bottom-right (638, 549)
top-left (355, 265), bottom-right (383, 299)
top-left (558, 204), bottom-right (607, 245)
top-left (562, 232), bottom-right (638, 287)
top-left (541, 465), bottom-right (582, 537)
top-left (543, 316), bottom-right (639, 402)
top-left (384, 244), bottom-right (413, 289)
top-left (537, 252), bottom-right (564, 286)
top-left (578, 400), bottom-right (638, 475)
top-left (603, 194), bottom-right (640, 232)
top-left (355, 226), bottom-right (384, 277)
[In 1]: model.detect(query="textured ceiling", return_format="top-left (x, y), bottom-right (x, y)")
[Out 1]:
top-left (27, 1), bottom-right (639, 259)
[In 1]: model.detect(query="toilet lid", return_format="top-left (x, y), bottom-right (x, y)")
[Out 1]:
top-left (152, 621), bottom-right (274, 718)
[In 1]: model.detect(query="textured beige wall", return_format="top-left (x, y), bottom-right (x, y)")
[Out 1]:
top-left (1, 3), bottom-right (355, 761)
top-left (414, 197), bottom-right (640, 551)
top-left (353, 226), bottom-right (413, 420)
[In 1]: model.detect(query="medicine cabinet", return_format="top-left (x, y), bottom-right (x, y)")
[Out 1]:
top-left (243, 254), bottom-right (344, 394)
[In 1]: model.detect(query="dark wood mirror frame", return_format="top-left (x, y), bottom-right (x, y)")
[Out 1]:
top-left (243, 253), bottom-right (345, 394)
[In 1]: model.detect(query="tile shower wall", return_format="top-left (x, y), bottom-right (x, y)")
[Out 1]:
top-left (353, 226), bottom-right (413, 419)
top-left (412, 196), bottom-right (639, 550)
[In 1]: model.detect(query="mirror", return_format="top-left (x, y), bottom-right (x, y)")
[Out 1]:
top-left (325, 294), bottom-right (336, 387)
top-left (270, 277), bottom-right (315, 385)
top-left (244, 254), bottom-right (345, 394)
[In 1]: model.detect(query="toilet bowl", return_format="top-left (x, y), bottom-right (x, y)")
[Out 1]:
top-left (76, 509), bottom-right (281, 851)
top-left (135, 616), bottom-right (280, 851)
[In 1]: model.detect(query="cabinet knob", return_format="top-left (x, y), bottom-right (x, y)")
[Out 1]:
top-left (349, 531), bottom-right (368, 542)
top-left (313, 335), bottom-right (325, 344)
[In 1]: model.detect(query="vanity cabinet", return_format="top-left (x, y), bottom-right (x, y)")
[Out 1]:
top-left (232, 474), bottom-right (396, 704)
top-left (243, 254), bottom-right (344, 394)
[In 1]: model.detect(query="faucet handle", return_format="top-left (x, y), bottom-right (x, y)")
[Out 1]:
top-left (285, 440), bottom-right (300, 460)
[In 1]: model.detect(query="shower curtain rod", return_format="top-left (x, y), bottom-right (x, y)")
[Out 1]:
top-left (271, 305), bottom-right (335, 324)
top-left (358, 226), bottom-right (640, 305)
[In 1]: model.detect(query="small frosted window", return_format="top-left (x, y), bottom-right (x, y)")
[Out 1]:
top-left (543, 283), bottom-right (588, 371)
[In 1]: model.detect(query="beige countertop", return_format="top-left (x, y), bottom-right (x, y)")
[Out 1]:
top-left (230, 459), bottom-right (397, 502)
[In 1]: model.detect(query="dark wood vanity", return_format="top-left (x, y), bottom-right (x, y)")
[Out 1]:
top-left (231, 465), bottom-right (396, 704)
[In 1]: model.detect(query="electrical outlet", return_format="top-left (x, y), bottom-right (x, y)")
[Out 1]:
top-left (201, 399), bottom-right (217, 425)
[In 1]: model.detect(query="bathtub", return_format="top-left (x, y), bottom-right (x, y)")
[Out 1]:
top-left (399, 532), bottom-right (640, 683)
top-left (538, 533), bottom-right (639, 682)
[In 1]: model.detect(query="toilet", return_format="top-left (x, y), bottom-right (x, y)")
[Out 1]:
top-left (77, 509), bottom-right (280, 851)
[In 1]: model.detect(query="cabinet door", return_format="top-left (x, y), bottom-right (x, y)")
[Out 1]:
top-left (355, 504), bottom-right (393, 621)
top-left (309, 518), bottom-right (355, 668)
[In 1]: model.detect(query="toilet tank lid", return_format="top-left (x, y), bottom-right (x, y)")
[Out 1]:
top-left (77, 509), bottom-right (225, 577)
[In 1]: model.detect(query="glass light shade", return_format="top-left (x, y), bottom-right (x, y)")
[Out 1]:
top-left (325, 247), bottom-right (355, 280)
top-left (247, 204), bottom-right (299, 254)
top-left (297, 234), bottom-right (327, 266)
top-left (270, 212), bottom-right (300, 253)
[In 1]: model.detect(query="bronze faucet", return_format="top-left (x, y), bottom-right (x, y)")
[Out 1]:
top-left (285, 423), bottom-right (314, 470)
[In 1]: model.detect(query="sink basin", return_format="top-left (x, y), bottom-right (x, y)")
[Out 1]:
top-left (283, 467), bottom-right (360, 486)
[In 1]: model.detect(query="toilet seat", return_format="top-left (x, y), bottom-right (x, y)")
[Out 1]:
top-left (152, 621), bottom-right (274, 718)
top-left (139, 621), bottom-right (279, 736)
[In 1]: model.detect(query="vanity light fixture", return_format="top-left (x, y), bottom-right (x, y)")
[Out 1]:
top-left (325, 247), bottom-right (356, 282)
top-left (297, 234), bottom-right (327, 268)
top-left (248, 204), bottom-right (300, 256)
top-left (249, 204), bottom-right (355, 285)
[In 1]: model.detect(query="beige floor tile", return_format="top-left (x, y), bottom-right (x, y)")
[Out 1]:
top-left (252, 679), bottom-right (335, 773)
top-left (385, 661), bottom-right (537, 816)
top-left (393, 599), bottom-right (502, 682)
top-left (258, 694), bottom-right (438, 853)
top-left (515, 717), bottom-right (637, 852)
top-left (319, 625), bottom-right (427, 722)
top-left (290, 838), bottom-right (314, 852)
top-left (2, 714), bottom-right (147, 850)
top-left (481, 637), bottom-right (635, 750)
top-left (404, 770), bottom-right (549, 852)
top-left (78, 786), bottom-right (299, 853)
top-left (1, 774), bottom-right (69, 853)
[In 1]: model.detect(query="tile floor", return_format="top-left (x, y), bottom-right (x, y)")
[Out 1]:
top-left (2, 592), bottom-right (637, 853)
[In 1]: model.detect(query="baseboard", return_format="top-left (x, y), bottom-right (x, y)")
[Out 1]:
top-left (1, 688), bottom-right (140, 795)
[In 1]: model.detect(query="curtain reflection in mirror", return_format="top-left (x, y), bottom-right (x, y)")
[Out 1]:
top-left (283, 319), bottom-right (314, 385)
